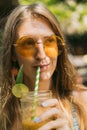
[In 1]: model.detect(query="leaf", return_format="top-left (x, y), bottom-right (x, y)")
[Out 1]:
top-left (16, 65), bottom-right (23, 84)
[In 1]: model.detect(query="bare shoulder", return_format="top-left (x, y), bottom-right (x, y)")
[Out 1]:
top-left (73, 84), bottom-right (87, 106)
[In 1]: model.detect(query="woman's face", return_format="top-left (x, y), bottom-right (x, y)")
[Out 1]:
top-left (15, 18), bottom-right (58, 85)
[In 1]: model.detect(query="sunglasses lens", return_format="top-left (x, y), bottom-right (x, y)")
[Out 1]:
top-left (15, 36), bottom-right (35, 48)
top-left (26, 38), bottom-right (35, 46)
top-left (14, 37), bottom-right (36, 57)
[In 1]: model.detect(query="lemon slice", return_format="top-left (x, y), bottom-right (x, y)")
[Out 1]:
top-left (12, 83), bottom-right (29, 98)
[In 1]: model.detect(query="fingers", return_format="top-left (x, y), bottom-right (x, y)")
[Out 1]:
top-left (41, 98), bottom-right (59, 107)
top-left (34, 98), bottom-right (67, 123)
top-left (41, 98), bottom-right (69, 119)
top-left (38, 119), bottom-right (68, 130)
top-left (35, 98), bottom-right (70, 130)
top-left (34, 107), bottom-right (67, 123)
top-left (39, 108), bottom-right (65, 121)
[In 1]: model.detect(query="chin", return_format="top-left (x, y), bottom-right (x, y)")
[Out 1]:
top-left (40, 73), bottom-right (51, 81)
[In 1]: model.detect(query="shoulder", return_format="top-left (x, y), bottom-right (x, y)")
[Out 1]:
top-left (73, 84), bottom-right (87, 107)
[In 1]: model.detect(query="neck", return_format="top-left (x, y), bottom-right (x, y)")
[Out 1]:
top-left (23, 74), bottom-right (52, 91)
top-left (38, 79), bottom-right (52, 91)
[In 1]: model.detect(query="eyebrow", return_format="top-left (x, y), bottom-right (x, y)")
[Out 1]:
top-left (15, 34), bottom-right (55, 43)
top-left (15, 34), bottom-right (65, 46)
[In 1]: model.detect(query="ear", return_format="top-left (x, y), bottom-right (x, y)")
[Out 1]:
top-left (11, 66), bottom-right (18, 78)
top-left (11, 55), bottom-right (19, 78)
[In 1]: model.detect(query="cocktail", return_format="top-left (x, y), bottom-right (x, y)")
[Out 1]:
top-left (12, 66), bottom-right (53, 130)
top-left (21, 90), bottom-right (52, 130)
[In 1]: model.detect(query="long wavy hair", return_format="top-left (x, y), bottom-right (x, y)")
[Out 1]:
top-left (1, 3), bottom-right (87, 130)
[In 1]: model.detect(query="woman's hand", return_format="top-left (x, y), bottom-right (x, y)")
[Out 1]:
top-left (34, 99), bottom-right (70, 130)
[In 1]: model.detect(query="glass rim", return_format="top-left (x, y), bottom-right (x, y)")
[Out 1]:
top-left (20, 90), bottom-right (52, 101)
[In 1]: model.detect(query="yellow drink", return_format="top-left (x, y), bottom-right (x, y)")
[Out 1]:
top-left (21, 91), bottom-right (52, 130)
top-left (22, 118), bottom-right (51, 130)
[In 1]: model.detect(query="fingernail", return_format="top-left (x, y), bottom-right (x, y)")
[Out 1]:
top-left (41, 102), bottom-right (47, 107)
top-left (34, 117), bottom-right (40, 123)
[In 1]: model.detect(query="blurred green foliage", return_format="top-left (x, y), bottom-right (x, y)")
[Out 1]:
top-left (19, 0), bottom-right (87, 35)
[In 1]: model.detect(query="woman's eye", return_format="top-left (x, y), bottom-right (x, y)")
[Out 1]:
top-left (44, 38), bottom-right (56, 46)
top-left (20, 39), bottom-right (35, 47)
top-left (27, 38), bottom-right (35, 45)
top-left (47, 38), bottom-right (54, 43)
top-left (19, 42), bottom-right (26, 47)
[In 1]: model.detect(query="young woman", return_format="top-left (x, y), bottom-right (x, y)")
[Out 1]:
top-left (1, 3), bottom-right (87, 130)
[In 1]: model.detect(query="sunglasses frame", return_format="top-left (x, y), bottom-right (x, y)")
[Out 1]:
top-left (13, 35), bottom-right (65, 56)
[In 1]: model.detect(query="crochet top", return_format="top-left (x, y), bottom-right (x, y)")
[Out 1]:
top-left (72, 103), bottom-right (79, 130)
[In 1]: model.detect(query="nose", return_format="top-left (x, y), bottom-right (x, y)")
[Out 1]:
top-left (35, 41), bottom-right (46, 60)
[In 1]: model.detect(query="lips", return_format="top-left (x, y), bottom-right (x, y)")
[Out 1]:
top-left (40, 64), bottom-right (49, 72)
top-left (33, 64), bottom-right (49, 72)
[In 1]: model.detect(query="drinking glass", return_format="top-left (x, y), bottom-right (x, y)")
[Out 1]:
top-left (21, 90), bottom-right (53, 130)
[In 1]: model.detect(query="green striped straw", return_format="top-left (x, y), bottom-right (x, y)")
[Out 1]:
top-left (34, 66), bottom-right (40, 97)
top-left (31, 66), bottom-right (40, 120)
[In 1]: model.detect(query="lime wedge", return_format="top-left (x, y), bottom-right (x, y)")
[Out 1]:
top-left (12, 83), bottom-right (29, 98)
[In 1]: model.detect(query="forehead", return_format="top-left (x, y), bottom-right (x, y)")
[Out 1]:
top-left (17, 18), bottom-right (54, 38)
